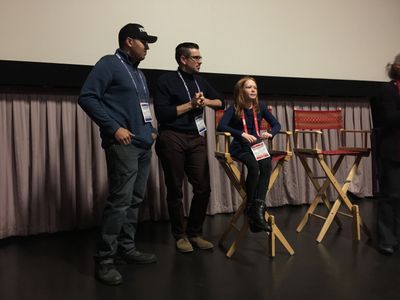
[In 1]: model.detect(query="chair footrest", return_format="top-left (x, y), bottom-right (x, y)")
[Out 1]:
top-left (309, 212), bottom-right (327, 220)
top-left (311, 176), bottom-right (327, 179)
top-left (231, 223), bottom-right (242, 231)
top-left (310, 210), bottom-right (353, 220)
top-left (337, 211), bottom-right (353, 218)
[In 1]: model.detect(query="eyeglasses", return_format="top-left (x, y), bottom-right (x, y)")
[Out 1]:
top-left (187, 56), bottom-right (202, 62)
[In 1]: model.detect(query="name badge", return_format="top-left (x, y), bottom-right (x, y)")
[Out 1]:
top-left (251, 142), bottom-right (270, 161)
top-left (140, 102), bottom-right (153, 123)
top-left (194, 115), bottom-right (207, 136)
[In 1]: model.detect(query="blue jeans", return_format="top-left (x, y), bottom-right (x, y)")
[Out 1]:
top-left (95, 143), bottom-right (152, 260)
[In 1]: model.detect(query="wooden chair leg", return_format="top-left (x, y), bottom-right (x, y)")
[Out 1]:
top-left (266, 213), bottom-right (295, 257)
top-left (296, 198), bottom-right (320, 232)
top-left (296, 156), bottom-right (334, 232)
top-left (268, 215), bottom-right (276, 257)
top-left (352, 205), bottom-right (361, 241)
top-left (219, 203), bottom-right (246, 250)
top-left (226, 222), bottom-right (249, 258)
top-left (316, 199), bottom-right (341, 243)
top-left (316, 157), bottom-right (371, 242)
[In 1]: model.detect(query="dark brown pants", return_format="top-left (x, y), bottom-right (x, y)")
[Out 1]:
top-left (155, 130), bottom-right (211, 239)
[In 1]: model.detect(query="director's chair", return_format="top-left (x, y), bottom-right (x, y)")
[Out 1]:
top-left (293, 108), bottom-right (372, 243)
top-left (215, 108), bottom-right (294, 258)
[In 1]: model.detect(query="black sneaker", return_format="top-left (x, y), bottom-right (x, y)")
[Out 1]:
top-left (378, 244), bottom-right (395, 256)
top-left (116, 250), bottom-right (157, 264)
top-left (95, 259), bottom-right (123, 285)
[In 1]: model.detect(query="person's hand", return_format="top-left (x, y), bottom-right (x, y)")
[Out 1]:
top-left (241, 132), bottom-right (257, 143)
top-left (190, 93), bottom-right (201, 108)
top-left (190, 92), bottom-right (207, 108)
top-left (151, 132), bottom-right (158, 140)
top-left (114, 128), bottom-right (134, 145)
top-left (196, 92), bottom-right (206, 107)
top-left (261, 132), bottom-right (273, 139)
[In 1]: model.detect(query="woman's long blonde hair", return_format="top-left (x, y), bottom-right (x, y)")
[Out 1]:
top-left (233, 76), bottom-right (260, 119)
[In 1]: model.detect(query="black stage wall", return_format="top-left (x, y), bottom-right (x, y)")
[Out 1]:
top-left (0, 60), bottom-right (383, 98)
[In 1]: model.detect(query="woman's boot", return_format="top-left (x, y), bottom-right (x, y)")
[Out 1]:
top-left (247, 199), bottom-right (268, 232)
top-left (259, 201), bottom-right (272, 232)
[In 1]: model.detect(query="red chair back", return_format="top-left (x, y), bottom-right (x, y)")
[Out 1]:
top-left (294, 109), bottom-right (342, 130)
top-left (216, 109), bottom-right (225, 126)
top-left (260, 106), bottom-right (273, 131)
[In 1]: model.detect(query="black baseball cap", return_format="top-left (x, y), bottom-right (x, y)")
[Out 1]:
top-left (119, 23), bottom-right (158, 44)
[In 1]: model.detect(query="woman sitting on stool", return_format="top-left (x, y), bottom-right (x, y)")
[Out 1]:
top-left (217, 76), bottom-right (281, 232)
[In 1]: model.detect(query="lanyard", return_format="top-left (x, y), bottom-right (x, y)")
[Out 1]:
top-left (241, 107), bottom-right (260, 139)
top-left (116, 54), bottom-right (148, 97)
top-left (177, 70), bottom-right (201, 101)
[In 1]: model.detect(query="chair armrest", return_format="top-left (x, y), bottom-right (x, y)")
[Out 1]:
top-left (276, 131), bottom-right (293, 135)
top-left (215, 131), bottom-right (231, 153)
top-left (216, 132), bottom-right (231, 137)
top-left (295, 130), bottom-right (323, 134)
top-left (269, 131), bottom-right (293, 152)
top-left (294, 130), bottom-right (322, 150)
top-left (340, 129), bottom-right (370, 148)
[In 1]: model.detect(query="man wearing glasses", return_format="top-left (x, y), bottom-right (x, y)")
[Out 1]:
top-left (79, 23), bottom-right (158, 285)
top-left (154, 42), bottom-right (224, 253)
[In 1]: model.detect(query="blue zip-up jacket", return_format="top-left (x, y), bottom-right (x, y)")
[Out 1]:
top-left (79, 48), bottom-right (156, 149)
top-left (217, 102), bottom-right (281, 158)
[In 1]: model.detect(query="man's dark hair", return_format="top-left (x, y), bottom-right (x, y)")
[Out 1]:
top-left (175, 42), bottom-right (199, 64)
top-left (118, 24), bottom-right (131, 48)
top-left (387, 63), bottom-right (400, 80)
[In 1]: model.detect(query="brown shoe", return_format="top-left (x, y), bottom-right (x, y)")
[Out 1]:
top-left (189, 236), bottom-right (214, 250)
top-left (176, 238), bottom-right (194, 253)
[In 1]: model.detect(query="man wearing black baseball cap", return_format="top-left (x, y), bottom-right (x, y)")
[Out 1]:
top-left (79, 23), bottom-right (158, 285)
top-left (119, 23), bottom-right (158, 44)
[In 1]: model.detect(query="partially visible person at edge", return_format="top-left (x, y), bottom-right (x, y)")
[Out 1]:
top-left (78, 23), bottom-right (158, 285)
top-left (217, 76), bottom-right (281, 232)
top-left (371, 53), bottom-right (400, 256)
top-left (153, 42), bottom-right (225, 253)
